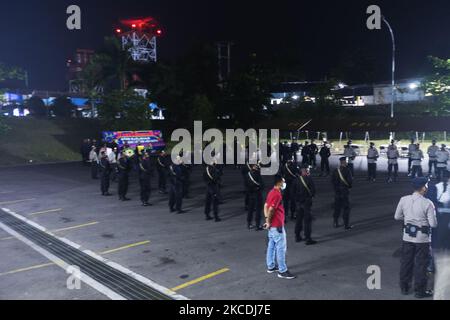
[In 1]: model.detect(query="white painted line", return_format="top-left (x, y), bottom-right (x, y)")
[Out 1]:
top-left (0, 208), bottom-right (188, 300)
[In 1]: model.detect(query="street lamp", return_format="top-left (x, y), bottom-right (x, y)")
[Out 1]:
top-left (381, 15), bottom-right (396, 119)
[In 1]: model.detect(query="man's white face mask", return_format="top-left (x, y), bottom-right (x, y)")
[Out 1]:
top-left (281, 182), bottom-right (287, 191)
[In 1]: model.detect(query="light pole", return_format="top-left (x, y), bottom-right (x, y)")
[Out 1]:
top-left (381, 15), bottom-right (396, 119)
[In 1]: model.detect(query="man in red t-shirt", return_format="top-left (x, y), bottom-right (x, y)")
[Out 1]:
top-left (264, 175), bottom-right (296, 280)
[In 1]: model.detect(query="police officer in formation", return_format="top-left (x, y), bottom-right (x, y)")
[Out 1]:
top-left (319, 143), bottom-right (331, 177)
top-left (245, 163), bottom-right (264, 230)
top-left (410, 143), bottom-right (424, 178)
top-left (117, 150), bottom-right (132, 201)
top-left (427, 140), bottom-right (439, 177)
top-left (204, 160), bottom-right (222, 222)
top-left (387, 140), bottom-right (400, 183)
top-left (436, 144), bottom-right (450, 182)
top-left (301, 141), bottom-right (310, 166)
top-left (281, 141), bottom-right (291, 165)
top-left (367, 142), bottom-right (379, 182)
top-left (138, 151), bottom-right (153, 207)
top-left (395, 177), bottom-right (437, 298)
top-left (157, 150), bottom-right (169, 194)
top-left (168, 157), bottom-right (185, 214)
top-left (291, 138), bottom-right (300, 163)
top-left (332, 157), bottom-right (354, 230)
top-left (282, 159), bottom-right (299, 221)
top-left (294, 164), bottom-right (317, 245)
top-left (343, 141), bottom-right (357, 176)
top-left (99, 151), bottom-right (112, 196)
top-left (408, 139), bottom-right (416, 176)
top-left (308, 140), bottom-right (319, 168)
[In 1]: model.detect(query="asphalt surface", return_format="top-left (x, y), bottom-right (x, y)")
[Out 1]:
top-left (0, 155), bottom-right (436, 300)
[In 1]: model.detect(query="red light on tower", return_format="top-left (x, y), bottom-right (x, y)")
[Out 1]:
top-left (131, 24), bottom-right (137, 28)
top-left (156, 29), bottom-right (162, 36)
top-left (115, 28), bottom-right (122, 34)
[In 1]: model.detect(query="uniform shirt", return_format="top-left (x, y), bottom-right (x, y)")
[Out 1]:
top-left (410, 149), bottom-right (424, 166)
top-left (295, 175), bottom-right (316, 202)
top-left (367, 147), bottom-right (379, 164)
top-left (266, 188), bottom-right (285, 228)
top-left (436, 150), bottom-right (450, 168)
top-left (319, 147), bottom-right (331, 159)
top-left (428, 145), bottom-right (440, 160)
top-left (408, 144), bottom-right (416, 157)
top-left (395, 192), bottom-right (437, 244)
top-left (343, 147), bottom-right (357, 164)
top-left (436, 182), bottom-right (450, 212)
top-left (387, 146), bottom-right (400, 165)
top-left (331, 166), bottom-right (353, 196)
top-left (245, 169), bottom-right (264, 192)
top-left (89, 150), bottom-right (99, 163)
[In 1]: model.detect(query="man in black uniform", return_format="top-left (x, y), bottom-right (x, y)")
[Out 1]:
top-left (281, 141), bottom-right (291, 165)
top-left (309, 140), bottom-right (319, 169)
top-left (245, 163), bottom-right (264, 230)
top-left (180, 151), bottom-right (192, 199)
top-left (204, 161), bottom-right (222, 222)
top-left (138, 151), bottom-right (153, 206)
top-left (301, 141), bottom-right (310, 166)
top-left (99, 151), bottom-right (112, 196)
top-left (332, 157), bottom-right (354, 230)
top-left (168, 157), bottom-right (185, 214)
top-left (117, 151), bottom-right (132, 201)
top-left (319, 143), bottom-right (331, 177)
top-left (282, 160), bottom-right (299, 221)
top-left (157, 150), bottom-right (169, 194)
top-left (291, 138), bottom-right (300, 164)
top-left (241, 162), bottom-right (252, 210)
top-left (294, 165), bottom-right (317, 245)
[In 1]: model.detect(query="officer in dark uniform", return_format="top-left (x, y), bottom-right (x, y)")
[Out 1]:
top-left (204, 160), bottom-right (222, 222)
top-left (309, 140), bottom-right (319, 169)
top-left (319, 143), bottom-right (331, 177)
top-left (294, 164), bottom-right (317, 245)
top-left (332, 157), bottom-right (354, 230)
top-left (117, 151), bottom-right (132, 201)
top-left (245, 163), bottom-right (264, 230)
top-left (241, 162), bottom-right (252, 210)
top-left (291, 138), bottom-right (300, 164)
top-left (180, 151), bottom-right (192, 199)
top-left (281, 141), bottom-right (291, 165)
top-left (168, 157), bottom-right (185, 214)
top-left (99, 151), bottom-right (112, 196)
top-left (282, 160), bottom-right (299, 221)
top-left (301, 141), bottom-right (310, 166)
top-left (156, 150), bottom-right (169, 194)
top-left (138, 151), bottom-right (153, 207)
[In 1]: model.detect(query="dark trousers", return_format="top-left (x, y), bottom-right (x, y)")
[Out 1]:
top-left (101, 174), bottom-right (110, 194)
top-left (295, 200), bottom-right (313, 239)
top-left (334, 194), bottom-right (351, 226)
top-left (348, 163), bottom-right (354, 176)
top-left (309, 155), bottom-right (317, 168)
top-left (388, 164), bottom-right (399, 179)
top-left (400, 241), bottom-right (431, 293)
top-left (157, 169), bottom-right (166, 191)
top-left (302, 155), bottom-right (309, 165)
top-left (205, 184), bottom-right (219, 218)
top-left (408, 158), bottom-right (412, 174)
top-left (91, 162), bottom-right (98, 179)
top-left (411, 165), bottom-right (423, 178)
top-left (247, 191), bottom-right (263, 226)
top-left (283, 183), bottom-right (297, 219)
top-left (429, 160), bottom-right (438, 175)
top-left (321, 158), bottom-right (330, 175)
top-left (436, 167), bottom-right (447, 182)
top-left (139, 177), bottom-right (151, 203)
top-left (118, 174), bottom-right (129, 199)
top-left (368, 163), bottom-right (377, 180)
top-left (169, 182), bottom-right (183, 211)
top-left (183, 174), bottom-right (190, 198)
top-left (111, 164), bottom-right (118, 182)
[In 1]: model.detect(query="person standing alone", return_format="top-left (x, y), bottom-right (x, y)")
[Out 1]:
top-left (264, 176), bottom-right (296, 280)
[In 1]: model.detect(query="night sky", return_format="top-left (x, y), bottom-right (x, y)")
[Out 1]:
top-left (1, 0), bottom-right (450, 90)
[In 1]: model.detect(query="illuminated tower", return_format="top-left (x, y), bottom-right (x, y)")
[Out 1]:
top-left (115, 17), bottom-right (163, 63)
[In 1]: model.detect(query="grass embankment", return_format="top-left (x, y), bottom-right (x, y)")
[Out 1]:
top-left (0, 118), bottom-right (101, 166)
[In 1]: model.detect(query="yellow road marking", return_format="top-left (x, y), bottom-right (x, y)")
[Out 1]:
top-left (52, 222), bottom-right (99, 233)
top-left (0, 241), bottom-right (151, 276)
top-left (99, 240), bottom-right (150, 255)
top-left (171, 268), bottom-right (230, 292)
top-left (0, 199), bottom-right (36, 205)
top-left (0, 263), bottom-right (55, 276)
top-left (29, 209), bottom-right (63, 216)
